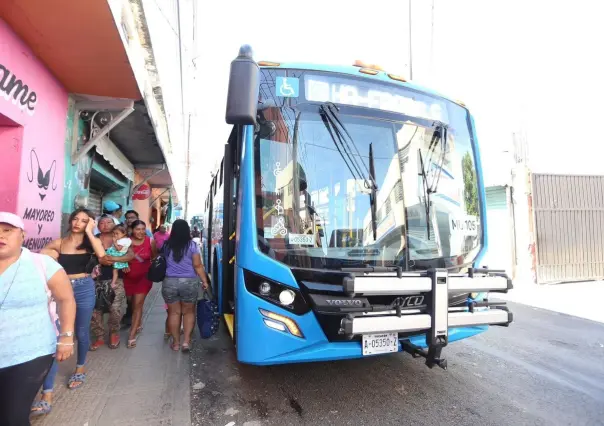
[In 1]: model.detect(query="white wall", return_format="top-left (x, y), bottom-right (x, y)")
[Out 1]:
top-left (511, 164), bottom-right (535, 286)
top-left (136, 0), bottom-right (198, 203)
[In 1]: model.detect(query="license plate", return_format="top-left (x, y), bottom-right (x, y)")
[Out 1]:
top-left (362, 333), bottom-right (398, 356)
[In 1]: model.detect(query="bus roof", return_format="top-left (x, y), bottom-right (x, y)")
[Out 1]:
top-left (259, 62), bottom-right (466, 109)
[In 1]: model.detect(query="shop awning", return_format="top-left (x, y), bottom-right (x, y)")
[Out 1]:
top-left (96, 136), bottom-right (135, 182)
top-left (71, 96), bottom-right (171, 189)
top-left (109, 101), bottom-right (166, 166)
top-left (0, 0), bottom-right (140, 99)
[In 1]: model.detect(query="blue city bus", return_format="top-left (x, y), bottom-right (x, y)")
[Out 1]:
top-left (202, 46), bottom-right (513, 369)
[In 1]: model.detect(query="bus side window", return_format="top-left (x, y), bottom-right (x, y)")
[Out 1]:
top-left (219, 159), bottom-right (224, 186)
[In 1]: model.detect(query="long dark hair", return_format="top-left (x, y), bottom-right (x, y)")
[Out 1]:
top-left (68, 208), bottom-right (95, 252)
top-left (129, 219), bottom-right (147, 239)
top-left (164, 219), bottom-right (192, 263)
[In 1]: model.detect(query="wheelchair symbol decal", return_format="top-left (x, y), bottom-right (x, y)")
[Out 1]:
top-left (276, 77), bottom-right (299, 98)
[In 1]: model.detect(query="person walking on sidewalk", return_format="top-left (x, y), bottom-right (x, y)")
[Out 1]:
top-left (122, 210), bottom-right (153, 328)
top-left (162, 219), bottom-right (209, 352)
top-left (153, 224), bottom-right (170, 250)
top-left (32, 209), bottom-right (107, 414)
top-left (93, 200), bottom-right (122, 235)
top-left (89, 216), bottom-right (135, 350)
top-left (125, 210), bottom-right (154, 239)
top-left (103, 201), bottom-right (123, 225)
top-left (0, 212), bottom-right (76, 425)
top-left (123, 220), bottom-right (157, 348)
top-left (191, 225), bottom-right (201, 239)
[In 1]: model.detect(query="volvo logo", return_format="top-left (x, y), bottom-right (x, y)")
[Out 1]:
top-left (326, 299), bottom-right (363, 307)
top-left (390, 295), bottom-right (425, 308)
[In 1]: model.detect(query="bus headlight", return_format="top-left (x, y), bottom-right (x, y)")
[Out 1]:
top-left (259, 282), bottom-right (272, 295)
top-left (279, 289), bottom-right (296, 306)
top-left (243, 269), bottom-right (310, 315)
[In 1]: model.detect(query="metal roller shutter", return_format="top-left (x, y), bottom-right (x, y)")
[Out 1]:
top-left (486, 187), bottom-right (507, 210)
top-left (483, 186), bottom-right (513, 275)
top-left (88, 189), bottom-right (103, 216)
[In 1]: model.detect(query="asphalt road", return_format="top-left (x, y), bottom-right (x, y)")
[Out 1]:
top-left (190, 302), bottom-right (604, 426)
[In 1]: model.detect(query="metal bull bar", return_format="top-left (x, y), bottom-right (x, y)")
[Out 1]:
top-left (340, 268), bottom-right (514, 369)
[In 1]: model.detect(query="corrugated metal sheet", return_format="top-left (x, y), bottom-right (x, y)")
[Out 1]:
top-left (482, 186), bottom-right (514, 276)
top-left (532, 174), bottom-right (604, 283)
top-left (88, 189), bottom-right (103, 216)
top-left (486, 186), bottom-right (507, 210)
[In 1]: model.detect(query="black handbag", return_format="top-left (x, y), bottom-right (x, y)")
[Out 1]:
top-left (95, 280), bottom-right (115, 313)
top-left (85, 253), bottom-right (99, 274)
top-left (147, 246), bottom-right (167, 282)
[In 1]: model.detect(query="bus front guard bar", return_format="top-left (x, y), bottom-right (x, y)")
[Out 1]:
top-left (340, 268), bottom-right (514, 370)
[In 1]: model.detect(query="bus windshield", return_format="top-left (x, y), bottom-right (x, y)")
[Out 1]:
top-left (254, 74), bottom-right (481, 271)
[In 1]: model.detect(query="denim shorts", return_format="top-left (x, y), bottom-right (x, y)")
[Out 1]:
top-left (162, 277), bottom-right (199, 304)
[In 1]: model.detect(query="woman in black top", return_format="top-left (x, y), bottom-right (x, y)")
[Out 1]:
top-left (32, 209), bottom-right (106, 416)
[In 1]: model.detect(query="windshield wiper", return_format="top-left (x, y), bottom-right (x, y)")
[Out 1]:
top-left (319, 104), bottom-right (376, 188)
top-left (319, 103), bottom-right (379, 240)
top-left (368, 143), bottom-right (378, 241)
top-left (417, 121), bottom-right (448, 240)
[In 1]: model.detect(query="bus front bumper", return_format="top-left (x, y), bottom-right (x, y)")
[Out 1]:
top-left (335, 268), bottom-right (514, 369)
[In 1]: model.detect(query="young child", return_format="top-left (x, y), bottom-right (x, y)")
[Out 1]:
top-left (105, 224), bottom-right (132, 288)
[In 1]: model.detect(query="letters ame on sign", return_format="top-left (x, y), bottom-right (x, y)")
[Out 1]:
top-left (133, 184), bottom-right (151, 200)
top-left (0, 63), bottom-right (38, 115)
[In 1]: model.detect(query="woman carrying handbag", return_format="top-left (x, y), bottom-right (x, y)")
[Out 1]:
top-left (161, 220), bottom-right (209, 352)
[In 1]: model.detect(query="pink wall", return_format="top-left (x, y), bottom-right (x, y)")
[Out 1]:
top-left (0, 124), bottom-right (23, 212)
top-left (0, 19), bottom-right (68, 250)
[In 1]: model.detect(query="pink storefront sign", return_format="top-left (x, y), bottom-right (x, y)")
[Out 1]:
top-left (0, 18), bottom-right (68, 250)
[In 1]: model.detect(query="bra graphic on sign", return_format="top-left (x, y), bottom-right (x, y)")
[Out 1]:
top-left (26, 149), bottom-right (57, 201)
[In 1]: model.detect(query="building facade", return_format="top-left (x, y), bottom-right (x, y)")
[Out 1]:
top-left (1, 0), bottom-right (195, 243)
top-left (0, 20), bottom-right (69, 249)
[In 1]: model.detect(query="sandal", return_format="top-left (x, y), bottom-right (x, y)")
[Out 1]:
top-left (68, 372), bottom-right (86, 390)
top-left (109, 333), bottom-right (120, 349)
top-left (181, 342), bottom-right (191, 353)
top-left (127, 338), bottom-right (137, 348)
top-left (136, 326), bottom-right (143, 335)
top-left (89, 339), bottom-right (104, 351)
top-left (30, 400), bottom-right (52, 417)
top-left (170, 341), bottom-right (180, 351)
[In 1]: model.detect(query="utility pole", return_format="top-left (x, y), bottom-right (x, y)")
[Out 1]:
top-left (177, 0), bottom-right (189, 220)
top-left (409, 0), bottom-right (413, 80)
top-left (176, 0), bottom-right (185, 127)
top-left (184, 113), bottom-right (191, 220)
top-left (430, 0), bottom-right (434, 78)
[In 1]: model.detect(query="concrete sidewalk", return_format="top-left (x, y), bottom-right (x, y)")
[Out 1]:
top-left (32, 283), bottom-right (191, 426)
top-left (497, 280), bottom-right (604, 324)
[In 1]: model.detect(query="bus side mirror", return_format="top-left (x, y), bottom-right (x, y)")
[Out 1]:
top-left (225, 45), bottom-right (260, 125)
